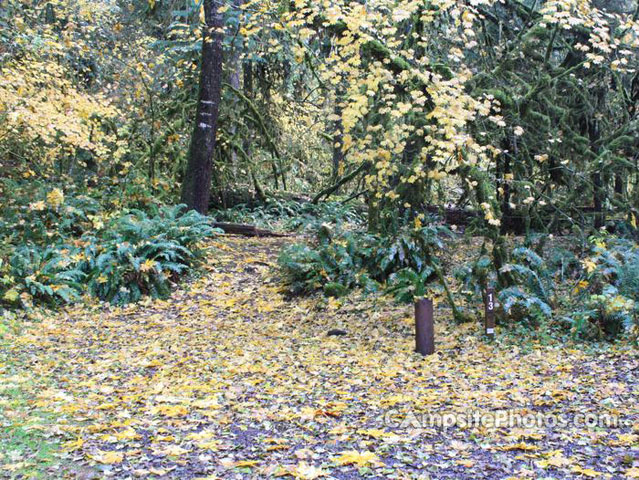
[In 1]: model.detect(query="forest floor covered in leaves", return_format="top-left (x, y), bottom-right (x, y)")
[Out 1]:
top-left (1, 236), bottom-right (639, 479)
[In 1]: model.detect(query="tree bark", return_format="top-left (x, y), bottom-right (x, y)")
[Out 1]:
top-left (330, 92), bottom-right (344, 188)
top-left (228, 0), bottom-right (244, 179)
top-left (180, 0), bottom-right (224, 214)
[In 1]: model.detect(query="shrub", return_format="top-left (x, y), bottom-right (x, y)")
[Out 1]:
top-left (0, 204), bottom-right (220, 309)
top-left (278, 222), bottom-right (460, 316)
top-left (497, 246), bottom-right (553, 327)
top-left (372, 224), bottom-right (452, 278)
top-left (546, 246), bottom-right (581, 283)
top-left (498, 286), bottom-right (552, 326)
top-left (453, 253), bottom-right (493, 317)
top-left (617, 250), bottom-right (639, 299)
top-left (564, 237), bottom-right (639, 340)
top-left (0, 179), bottom-right (103, 245)
top-left (213, 199), bottom-right (364, 232)
top-left (278, 231), bottom-right (378, 296)
top-left (567, 286), bottom-right (635, 340)
top-left (386, 267), bottom-right (438, 303)
top-left (79, 205), bottom-right (219, 304)
top-left (1, 245), bottom-right (84, 307)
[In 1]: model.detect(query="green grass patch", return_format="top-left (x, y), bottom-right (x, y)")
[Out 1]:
top-left (0, 350), bottom-right (62, 478)
top-left (0, 312), bottom-right (89, 479)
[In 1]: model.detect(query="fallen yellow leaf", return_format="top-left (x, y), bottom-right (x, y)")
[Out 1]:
top-left (571, 465), bottom-right (602, 477)
top-left (91, 450), bottom-right (124, 464)
top-left (335, 450), bottom-right (383, 467)
top-left (294, 462), bottom-right (329, 479)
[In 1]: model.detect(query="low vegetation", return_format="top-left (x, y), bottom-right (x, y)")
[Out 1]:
top-left (2, 0), bottom-right (639, 477)
top-left (1, 181), bottom-right (220, 309)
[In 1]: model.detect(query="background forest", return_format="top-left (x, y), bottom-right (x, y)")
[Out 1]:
top-left (3, 2), bottom-right (639, 479)
top-left (2, 0), bottom-right (639, 341)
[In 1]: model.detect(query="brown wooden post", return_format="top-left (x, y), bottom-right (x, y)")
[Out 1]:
top-left (415, 298), bottom-right (434, 356)
top-left (485, 287), bottom-right (496, 336)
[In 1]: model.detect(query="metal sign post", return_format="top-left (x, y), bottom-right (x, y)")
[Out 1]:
top-left (485, 287), bottom-right (495, 336)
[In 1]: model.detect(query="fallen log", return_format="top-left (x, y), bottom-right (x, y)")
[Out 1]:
top-left (425, 206), bottom-right (480, 226)
top-left (212, 222), bottom-right (289, 237)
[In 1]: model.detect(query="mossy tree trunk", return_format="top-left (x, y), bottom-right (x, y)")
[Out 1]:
top-left (181, 0), bottom-right (224, 214)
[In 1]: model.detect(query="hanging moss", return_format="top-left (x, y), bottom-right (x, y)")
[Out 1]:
top-left (522, 24), bottom-right (551, 44)
top-left (361, 40), bottom-right (452, 80)
top-left (361, 40), bottom-right (410, 72)
top-left (476, 88), bottom-right (515, 110)
top-left (526, 110), bottom-right (551, 129)
top-left (609, 135), bottom-right (635, 151)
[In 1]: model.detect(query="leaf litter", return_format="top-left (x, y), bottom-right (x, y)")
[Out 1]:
top-left (1, 236), bottom-right (638, 479)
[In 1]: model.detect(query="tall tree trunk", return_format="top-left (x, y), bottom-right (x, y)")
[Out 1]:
top-left (498, 139), bottom-right (512, 235)
top-left (229, 67), bottom-right (240, 173)
top-left (228, 0), bottom-right (244, 180)
top-left (614, 171), bottom-right (624, 197)
top-left (180, 0), bottom-right (224, 214)
top-left (330, 92), bottom-right (344, 188)
top-left (588, 88), bottom-right (606, 229)
top-left (592, 172), bottom-right (604, 229)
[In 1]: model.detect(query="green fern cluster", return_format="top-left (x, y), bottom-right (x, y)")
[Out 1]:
top-left (564, 237), bottom-right (639, 340)
top-left (0, 179), bottom-right (102, 246)
top-left (1, 205), bottom-right (220, 308)
top-left (454, 254), bottom-right (492, 308)
top-left (454, 244), bottom-right (553, 327)
top-left (78, 205), bottom-right (219, 304)
top-left (278, 223), bottom-right (452, 297)
top-left (1, 246), bottom-right (84, 306)
top-left (374, 225), bottom-right (452, 277)
top-left (278, 233), bottom-right (378, 297)
top-left (498, 247), bottom-right (553, 326)
top-left (213, 199), bottom-right (364, 232)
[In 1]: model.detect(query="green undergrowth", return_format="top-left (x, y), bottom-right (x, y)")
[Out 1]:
top-left (1, 314), bottom-right (60, 478)
top-left (0, 179), bottom-right (221, 312)
top-left (211, 197), bottom-right (365, 232)
top-left (279, 220), bottom-right (639, 344)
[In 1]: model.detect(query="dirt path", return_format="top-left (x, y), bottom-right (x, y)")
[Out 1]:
top-left (3, 236), bottom-right (639, 479)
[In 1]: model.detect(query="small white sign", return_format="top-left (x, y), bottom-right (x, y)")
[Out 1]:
top-left (486, 328), bottom-right (494, 334)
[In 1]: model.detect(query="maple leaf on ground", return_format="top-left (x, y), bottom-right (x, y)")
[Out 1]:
top-left (2, 462), bottom-right (28, 472)
top-left (220, 458), bottom-right (259, 468)
top-left (294, 462), bottom-right (329, 479)
top-left (537, 452), bottom-right (572, 469)
top-left (357, 428), bottom-right (391, 439)
top-left (295, 448), bottom-right (314, 459)
top-left (608, 433), bottom-right (638, 446)
top-left (149, 467), bottom-right (174, 476)
top-left (149, 404), bottom-right (189, 417)
top-left (495, 442), bottom-right (539, 452)
top-left (90, 450), bottom-right (124, 464)
top-left (571, 465), bottom-right (602, 477)
top-left (63, 436), bottom-right (84, 451)
top-left (335, 450), bottom-right (383, 467)
top-left (114, 428), bottom-right (140, 441)
top-left (626, 467), bottom-right (639, 478)
top-left (152, 444), bottom-right (190, 457)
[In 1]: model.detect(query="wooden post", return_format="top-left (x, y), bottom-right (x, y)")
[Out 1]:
top-left (485, 287), bottom-right (495, 336)
top-left (415, 298), bottom-right (434, 356)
